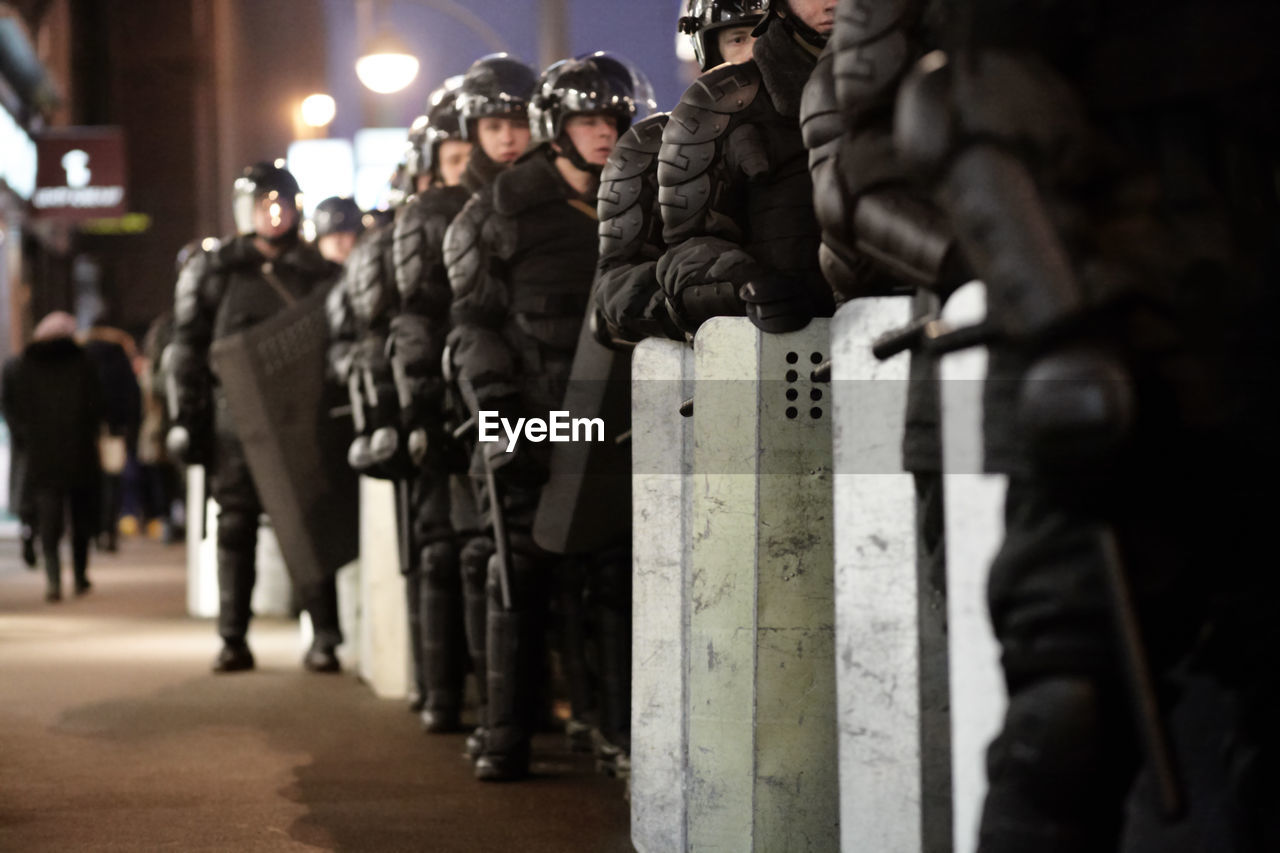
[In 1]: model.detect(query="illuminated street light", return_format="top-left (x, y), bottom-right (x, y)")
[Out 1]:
top-left (355, 33), bottom-right (420, 94)
top-left (300, 93), bottom-right (337, 128)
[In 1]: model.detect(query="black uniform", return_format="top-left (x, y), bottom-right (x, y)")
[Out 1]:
top-left (893, 2), bottom-right (1280, 850)
top-left (446, 148), bottom-right (602, 770)
top-left (172, 235), bottom-right (344, 652)
top-left (657, 20), bottom-right (834, 334)
top-left (390, 182), bottom-right (476, 726)
top-left (595, 113), bottom-right (684, 343)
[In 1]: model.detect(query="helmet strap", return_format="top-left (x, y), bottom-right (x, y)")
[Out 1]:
top-left (553, 131), bottom-right (604, 177)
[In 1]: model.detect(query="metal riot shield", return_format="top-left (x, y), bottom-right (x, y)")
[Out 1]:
top-left (532, 303), bottom-right (632, 555)
top-left (209, 283), bottom-right (358, 587)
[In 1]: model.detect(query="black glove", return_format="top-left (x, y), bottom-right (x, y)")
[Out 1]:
top-left (166, 422), bottom-right (211, 466)
top-left (738, 277), bottom-right (814, 334)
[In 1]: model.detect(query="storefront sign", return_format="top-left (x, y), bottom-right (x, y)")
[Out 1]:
top-left (33, 128), bottom-right (128, 219)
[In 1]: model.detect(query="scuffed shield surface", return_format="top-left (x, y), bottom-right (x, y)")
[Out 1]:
top-left (210, 284), bottom-right (358, 585)
top-left (532, 307), bottom-right (632, 555)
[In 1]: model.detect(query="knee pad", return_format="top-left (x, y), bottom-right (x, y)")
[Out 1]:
top-left (460, 536), bottom-right (495, 590)
top-left (216, 510), bottom-right (257, 553)
top-left (487, 550), bottom-right (540, 606)
top-left (987, 676), bottom-right (1102, 809)
top-left (421, 540), bottom-right (460, 588)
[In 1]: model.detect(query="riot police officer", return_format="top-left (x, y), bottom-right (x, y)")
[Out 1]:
top-left (169, 162), bottom-right (344, 674)
top-left (596, 0), bottom-right (764, 344)
top-left (656, 0), bottom-right (836, 335)
top-left (445, 52), bottom-right (648, 781)
top-left (312, 195), bottom-right (364, 265)
top-left (455, 54), bottom-right (539, 193)
top-left (419, 53), bottom-right (537, 754)
top-left (890, 2), bottom-right (1280, 849)
top-left (386, 77), bottom-right (477, 732)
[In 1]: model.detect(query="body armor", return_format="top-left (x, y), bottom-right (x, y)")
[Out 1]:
top-left (324, 221), bottom-right (405, 477)
top-left (594, 113), bottom-right (683, 343)
top-left (657, 25), bottom-right (834, 333)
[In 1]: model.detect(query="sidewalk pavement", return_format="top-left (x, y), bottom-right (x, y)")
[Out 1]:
top-left (0, 538), bottom-right (632, 852)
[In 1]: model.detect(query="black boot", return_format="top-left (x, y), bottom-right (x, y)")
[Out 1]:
top-left (477, 608), bottom-right (536, 781)
top-left (301, 578), bottom-right (343, 674)
top-left (405, 571), bottom-right (426, 712)
top-left (212, 639), bottom-right (255, 673)
top-left (421, 541), bottom-right (465, 732)
top-left (303, 640), bottom-right (341, 673)
top-left (460, 536), bottom-right (493, 759)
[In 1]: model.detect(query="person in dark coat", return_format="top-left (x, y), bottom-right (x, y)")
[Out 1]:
top-left (81, 323), bottom-right (141, 551)
top-left (2, 312), bottom-right (103, 601)
top-left (1, 353), bottom-right (37, 568)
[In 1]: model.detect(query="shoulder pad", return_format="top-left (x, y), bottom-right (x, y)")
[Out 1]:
top-left (604, 114), bottom-right (670, 181)
top-left (679, 61), bottom-right (761, 113)
top-left (210, 235), bottom-right (254, 271)
top-left (833, 0), bottom-right (915, 48)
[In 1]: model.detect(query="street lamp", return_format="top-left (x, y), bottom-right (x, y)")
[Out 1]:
top-left (355, 32), bottom-right (420, 94)
top-left (300, 93), bottom-right (337, 128)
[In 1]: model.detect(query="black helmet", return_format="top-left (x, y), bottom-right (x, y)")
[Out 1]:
top-left (405, 76), bottom-right (465, 180)
top-left (749, 0), bottom-right (828, 50)
top-left (312, 196), bottom-right (364, 239)
top-left (232, 160), bottom-right (302, 235)
top-left (528, 52), bottom-right (656, 149)
top-left (455, 54), bottom-right (538, 141)
top-left (678, 0), bottom-right (766, 70)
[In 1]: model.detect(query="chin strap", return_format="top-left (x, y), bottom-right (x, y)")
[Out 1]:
top-left (780, 11), bottom-right (829, 53)
top-left (553, 134), bottom-right (604, 177)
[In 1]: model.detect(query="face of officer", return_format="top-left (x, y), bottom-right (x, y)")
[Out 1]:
top-left (252, 191), bottom-right (299, 241)
top-left (437, 139), bottom-right (473, 187)
top-left (718, 25), bottom-right (757, 64)
top-left (780, 0), bottom-right (836, 35)
top-left (475, 116), bottom-right (530, 164)
top-left (561, 113), bottom-right (619, 168)
top-left (317, 231), bottom-right (358, 265)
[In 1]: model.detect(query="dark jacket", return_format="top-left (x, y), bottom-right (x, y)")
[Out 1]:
top-left (446, 148), bottom-right (601, 422)
top-left (2, 337), bottom-right (103, 494)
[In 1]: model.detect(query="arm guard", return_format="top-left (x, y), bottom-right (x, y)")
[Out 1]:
top-left (168, 248), bottom-right (220, 431)
top-left (656, 65), bottom-right (770, 331)
top-left (325, 270), bottom-right (357, 384)
top-left (801, 0), bottom-right (964, 300)
top-left (444, 191), bottom-right (521, 412)
top-left (389, 191), bottom-right (464, 425)
top-left (895, 50), bottom-right (1090, 343)
top-left (595, 113), bottom-right (684, 343)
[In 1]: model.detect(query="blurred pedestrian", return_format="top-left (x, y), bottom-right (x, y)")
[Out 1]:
top-left (1, 353), bottom-right (38, 568)
top-left (81, 321), bottom-right (141, 551)
top-left (137, 311), bottom-right (181, 542)
top-left (1, 312), bottom-right (103, 601)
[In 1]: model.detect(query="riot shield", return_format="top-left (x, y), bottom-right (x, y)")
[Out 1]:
top-left (532, 305), bottom-right (632, 555)
top-left (209, 283), bottom-right (358, 587)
